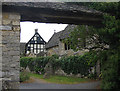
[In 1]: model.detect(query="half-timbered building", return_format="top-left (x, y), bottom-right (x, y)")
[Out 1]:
top-left (25, 29), bottom-right (46, 55)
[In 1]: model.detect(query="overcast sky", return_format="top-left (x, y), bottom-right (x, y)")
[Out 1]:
top-left (20, 22), bottom-right (68, 43)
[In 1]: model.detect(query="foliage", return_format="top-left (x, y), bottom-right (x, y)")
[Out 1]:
top-left (33, 57), bottom-right (50, 74)
top-left (99, 50), bottom-right (120, 89)
top-left (94, 13), bottom-right (120, 89)
top-left (63, 25), bottom-right (88, 51)
top-left (59, 52), bottom-right (98, 76)
top-left (67, 2), bottom-right (119, 18)
top-left (51, 54), bottom-right (59, 59)
top-left (20, 52), bottom-right (98, 77)
top-left (20, 57), bottom-right (49, 74)
top-left (60, 55), bottom-right (90, 76)
top-left (82, 51), bottom-right (98, 67)
top-left (82, 2), bottom-right (119, 18)
top-left (20, 57), bottom-right (32, 69)
top-left (93, 14), bottom-right (120, 49)
top-left (88, 73), bottom-right (97, 79)
top-left (65, 2), bottom-right (120, 89)
top-left (20, 72), bottom-right (30, 82)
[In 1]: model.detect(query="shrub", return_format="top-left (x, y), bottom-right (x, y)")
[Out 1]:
top-left (60, 55), bottom-right (90, 76)
top-left (33, 57), bottom-right (49, 74)
top-left (100, 50), bottom-right (120, 89)
top-left (20, 72), bottom-right (30, 82)
top-left (20, 53), bottom-right (97, 77)
top-left (88, 73), bottom-right (97, 79)
top-left (20, 57), bottom-right (50, 74)
top-left (20, 57), bottom-right (33, 69)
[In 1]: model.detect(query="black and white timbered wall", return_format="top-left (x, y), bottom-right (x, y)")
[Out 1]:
top-left (25, 29), bottom-right (46, 55)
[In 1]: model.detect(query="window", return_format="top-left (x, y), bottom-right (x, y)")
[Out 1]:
top-left (38, 50), bottom-right (40, 53)
top-left (65, 43), bottom-right (70, 50)
top-left (31, 44), bottom-right (33, 47)
top-left (34, 37), bottom-right (37, 40)
top-left (41, 39), bottom-right (42, 41)
top-left (31, 47), bottom-right (33, 52)
top-left (41, 45), bottom-right (43, 48)
top-left (36, 35), bottom-right (39, 37)
top-left (27, 51), bottom-right (30, 54)
top-left (38, 44), bottom-right (40, 48)
top-left (34, 50), bottom-right (36, 54)
top-left (41, 49), bottom-right (43, 52)
top-left (34, 44), bottom-right (36, 48)
top-left (28, 44), bottom-right (30, 47)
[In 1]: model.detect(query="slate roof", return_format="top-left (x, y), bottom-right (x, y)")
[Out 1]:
top-left (60, 25), bottom-right (77, 40)
top-left (45, 25), bottom-right (77, 49)
top-left (45, 31), bottom-right (63, 49)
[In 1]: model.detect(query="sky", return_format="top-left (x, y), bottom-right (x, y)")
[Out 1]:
top-left (20, 22), bottom-right (68, 43)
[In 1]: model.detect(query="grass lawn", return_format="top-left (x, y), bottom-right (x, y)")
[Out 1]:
top-left (27, 73), bottom-right (93, 84)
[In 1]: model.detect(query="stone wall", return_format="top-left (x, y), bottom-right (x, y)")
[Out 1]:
top-left (59, 41), bottom-right (89, 57)
top-left (0, 2), bottom-right (2, 90)
top-left (47, 41), bottom-right (89, 57)
top-left (0, 12), bottom-right (20, 89)
top-left (47, 46), bottom-right (59, 56)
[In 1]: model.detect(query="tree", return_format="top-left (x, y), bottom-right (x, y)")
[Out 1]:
top-left (65, 2), bottom-right (120, 89)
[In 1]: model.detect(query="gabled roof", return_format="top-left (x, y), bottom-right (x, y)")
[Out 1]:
top-left (60, 25), bottom-right (77, 40)
top-left (45, 25), bottom-right (77, 49)
top-left (26, 30), bottom-right (46, 45)
top-left (45, 31), bottom-right (63, 49)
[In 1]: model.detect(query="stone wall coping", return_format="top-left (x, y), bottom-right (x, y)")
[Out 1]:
top-left (0, 78), bottom-right (11, 81)
top-left (0, 25), bottom-right (12, 30)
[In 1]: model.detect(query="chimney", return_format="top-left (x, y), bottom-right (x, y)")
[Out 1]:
top-left (54, 30), bottom-right (56, 33)
top-left (35, 29), bottom-right (38, 33)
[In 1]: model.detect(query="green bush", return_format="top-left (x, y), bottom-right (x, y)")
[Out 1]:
top-left (100, 50), bottom-right (120, 89)
top-left (20, 56), bottom-right (51, 74)
top-left (60, 55), bottom-right (90, 76)
top-left (20, 57), bottom-right (32, 69)
top-left (20, 53), bottom-right (97, 77)
top-left (20, 72), bottom-right (30, 82)
top-left (33, 57), bottom-right (50, 74)
top-left (88, 73), bottom-right (97, 79)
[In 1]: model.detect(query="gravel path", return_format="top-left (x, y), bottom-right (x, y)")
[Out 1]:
top-left (20, 77), bottom-right (100, 89)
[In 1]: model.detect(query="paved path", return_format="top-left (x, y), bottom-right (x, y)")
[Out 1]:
top-left (20, 77), bottom-right (100, 89)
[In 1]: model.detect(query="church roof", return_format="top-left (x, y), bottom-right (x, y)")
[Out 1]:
top-left (45, 25), bottom-right (77, 49)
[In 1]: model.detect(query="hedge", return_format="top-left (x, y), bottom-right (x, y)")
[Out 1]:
top-left (20, 55), bottom-right (59, 74)
top-left (60, 56), bottom-right (89, 76)
top-left (20, 53), bottom-right (97, 76)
